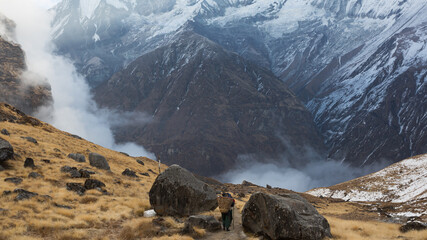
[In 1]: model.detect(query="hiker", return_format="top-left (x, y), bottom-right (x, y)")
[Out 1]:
top-left (218, 192), bottom-right (235, 231)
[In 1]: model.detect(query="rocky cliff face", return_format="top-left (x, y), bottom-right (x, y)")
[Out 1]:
top-left (0, 36), bottom-right (52, 114)
top-left (0, 14), bottom-right (51, 114)
top-left (308, 18), bottom-right (427, 165)
top-left (95, 30), bottom-right (326, 176)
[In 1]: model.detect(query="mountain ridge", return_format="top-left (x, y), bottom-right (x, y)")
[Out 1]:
top-left (94, 29), bottom-right (326, 176)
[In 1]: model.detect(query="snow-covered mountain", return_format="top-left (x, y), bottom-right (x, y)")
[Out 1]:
top-left (51, 0), bottom-right (427, 169)
top-left (307, 153), bottom-right (427, 220)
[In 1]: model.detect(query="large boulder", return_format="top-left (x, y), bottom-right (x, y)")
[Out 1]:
top-left (242, 192), bottom-right (332, 240)
top-left (149, 165), bottom-right (218, 217)
top-left (88, 153), bottom-right (110, 170)
top-left (0, 137), bottom-right (13, 163)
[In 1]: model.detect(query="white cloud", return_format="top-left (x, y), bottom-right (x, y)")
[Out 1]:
top-left (0, 0), bottom-right (155, 159)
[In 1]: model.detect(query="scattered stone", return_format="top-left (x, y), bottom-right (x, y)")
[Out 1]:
top-left (54, 203), bottom-right (73, 209)
top-left (0, 165), bottom-right (4, 171)
top-left (3, 190), bottom-right (11, 195)
top-left (5, 177), bottom-right (22, 185)
top-left (84, 179), bottom-right (106, 190)
top-left (0, 137), bottom-right (14, 163)
top-left (88, 153), bottom-right (110, 170)
top-left (70, 134), bottom-right (82, 140)
top-left (400, 221), bottom-right (427, 233)
top-left (237, 192), bottom-right (246, 198)
top-left (0, 208), bottom-right (7, 212)
top-left (1, 129), bottom-right (10, 136)
top-left (69, 169), bottom-right (82, 178)
top-left (67, 153), bottom-right (86, 162)
top-left (149, 165), bottom-right (218, 217)
top-left (79, 169), bottom-right (94, 178)
top-left (136, 159), bottom-right (145, 166)
top-left (120, 152), bottom-right (129, 156)
top-left (21, 136), bottom-right (37, 144)
top-left (140, 172), bottom-right (150, 177)
top-left (241, 180), bottom-right (258, 187)
top-left (61, 166), bottom-right (77, 173)
top-left (14, 189), bottom-right (38, 201)
top-left (187, 215), bottom-right (221, 232)
top-left (66, 183), bottom-right (86, 196)
top-left (24, 158), bottom-right (35, 168)
top-left (122, 168), bottom-right (138, 178)
top-left (54, 148), bottom-right (61, 152)
top-left (242, 192), bottom-right (332, 240)
top-left (28, 172), bottom-right (42, 178)
top-left (266, 184), bottom-right (272, 189)
top-left (143, 209), bottom-right (157, 217)
top-left (148, 169), bottom-right (156, 174)
top-left (41, 159), bottom-right (51, 163)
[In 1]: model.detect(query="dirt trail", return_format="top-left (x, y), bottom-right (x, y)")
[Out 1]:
top-left (205, 208), bottom-right (248, 240)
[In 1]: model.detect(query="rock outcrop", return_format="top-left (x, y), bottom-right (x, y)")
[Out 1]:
top-left (0, 21), bottom-right (51, 114)
top-left (242, 192), bottom-right (332, 240)
top-left (0, 137), bottom-right (13, 163)
top-left (88, 153), bottom-right (110, 170)
top-left (149, 165), bottom-right (217, 217)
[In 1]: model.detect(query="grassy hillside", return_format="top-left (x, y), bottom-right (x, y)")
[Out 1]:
top-left (0, 103), bottom-right (426, 239)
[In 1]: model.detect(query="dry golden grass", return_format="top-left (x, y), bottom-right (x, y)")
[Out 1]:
top-left (326, 216), bottom-right (427, 240)
top-left (0, 112), bottom-right (166, 239)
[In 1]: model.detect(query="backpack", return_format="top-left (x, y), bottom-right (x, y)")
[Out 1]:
top-left (218, 196), bottom-right (234, 213)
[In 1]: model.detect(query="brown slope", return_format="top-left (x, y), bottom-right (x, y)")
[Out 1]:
top-left (94, 30), bottom-right (326, 176)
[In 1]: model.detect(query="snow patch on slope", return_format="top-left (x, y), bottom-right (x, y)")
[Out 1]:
top-left (79, 0), bottom-right (101, 20)
top-left (307, 154), bottom-right (427, 203)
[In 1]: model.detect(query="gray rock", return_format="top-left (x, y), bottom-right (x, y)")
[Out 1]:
top-left (70, 134), bottom-right (82, 140)
top-left (66, 183), bottom-right (86, 196)
top-left (54, 203), bottom-right (73, 209)
top-left (88, 153), bottom-right (110, 170)
top-left (21, 136), bottom-right (37, 144)
top-left (188, 215), bottom-right (221, 232)
top-left (84, 179), bottom-right (105, 190)
top-left (61, 165), bottom-right (77, 173)
top-left (0, 165), bottom-right (4, 171)
top-left (79, 169), bottom-right (94, 178)
top-left (0, 137), bottom-right (13, 163)
top-left (67, 153), bottom-right (86, 162)
top-left (28, 172), bottom-right (42, 178)
top-left (69, 169), bottom-right (82, 178)
top-left (122, 168), bottom-right (138, 178)
top-left (400, 221), bottom-right (427, 233)
top-left (136, 159), bottom-right (145, 166)
top-left (140, 172), bottom-right (149, 177)
top-left (41, 159), bottom-right (51, 163)
top-left (242, 192), bottom-right (332, 240)
top-left (1, 129), bottom-right (10, 136)
top-left (149, 165), bottom-right (218, 217)
top-left (14, 189), bottom-right (38, 201)
top-left (24, 158), bottom-right (35, 168)
top-left (5, 177), bottom-right (22, 185)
